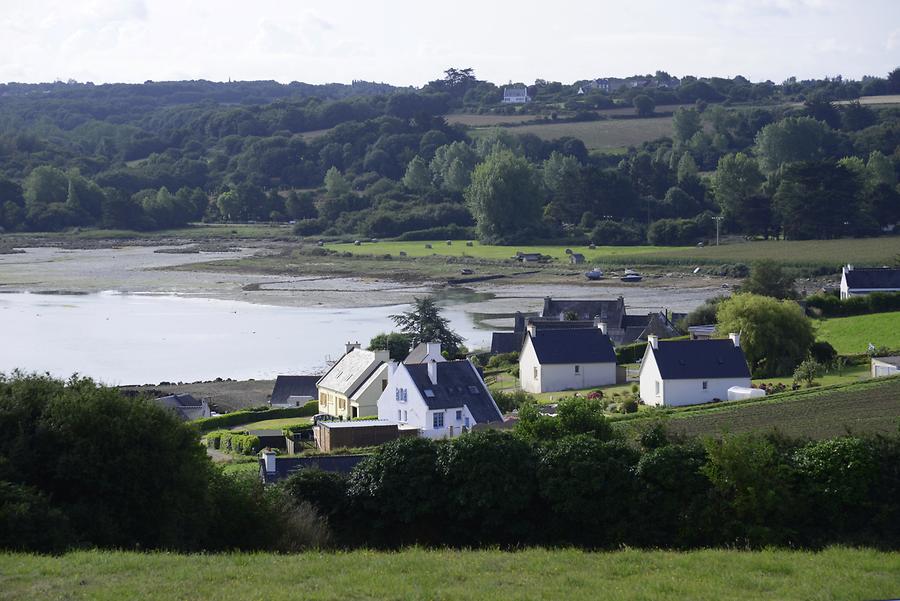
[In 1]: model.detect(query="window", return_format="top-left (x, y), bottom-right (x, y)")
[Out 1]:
top-left (702, 381), bottom-right (708, 390)
top-left (533, 366), bottom-right (538, 380)
top-left (395, 388), bottom-right (407, 402)
top-left (403, 410), bottom-right (407, 421)
top-left (398, 409), bottom-right (402, 421)
top-left (655, 381), bottom-right (660, 396)
top-left (424, 389), bottom-right (435, 398)
top-left (433, 412), bottom-right (444, 429)
top-left (456, 410), bottom-right (462, 421)
top-left (574, 365), bottom-right (580, 374)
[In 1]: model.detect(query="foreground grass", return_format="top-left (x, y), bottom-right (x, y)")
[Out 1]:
top-left (1, 548), bottom-right (898, 601)
top-left (816, 311), bottom-right (900, 355)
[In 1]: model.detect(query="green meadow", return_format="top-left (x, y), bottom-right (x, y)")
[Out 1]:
top-left (815, 311), bottom-right (900, 355)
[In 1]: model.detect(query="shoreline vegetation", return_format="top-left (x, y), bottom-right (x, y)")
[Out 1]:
top-left (2, 547), bottom-right (899, 601)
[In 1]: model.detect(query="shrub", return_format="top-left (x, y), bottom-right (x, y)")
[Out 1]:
top-left (491, 389), bottom-right (529, 412)
top-left (809, 340), bottom-right (838, 365)
top-left (805, 291), bottom-right (900, 318)
top-left (486, 351), bottom-right (519, 368)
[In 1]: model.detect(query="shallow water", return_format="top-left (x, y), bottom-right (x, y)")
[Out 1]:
top-left (1, 291), bottom-right (491, 385)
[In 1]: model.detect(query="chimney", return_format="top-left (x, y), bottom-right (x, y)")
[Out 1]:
top-left (427, 359), bottom-right (438, 385)
top-left (542, 296), bottom-right (552, 317)
top-left (426, 341), bottom-right (441, 359)
top-left (527, 323), bottom-right (537, 337)
top-left (373, 349), bottom-right (390, 363)
top-left (648, 334), bottom-right (659, 350)
top-left (514, 311), bottom-right (525, 333)
top-left (729, 332), bottom-right (741, 348)
top-left (345, 341), bottom-right (361, 354)
top-left (262, 449), bottom-right (277, 474)
top-left (595, 319), bottom-right (608, 335)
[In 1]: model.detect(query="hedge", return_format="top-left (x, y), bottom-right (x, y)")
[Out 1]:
top-left (616, 341), bottom-right (648, 364)
top-left (193, 400), bottom-right (318, 433)
top-left (206, 430), bottom-right (261, 455)
top-left (805, 291), bottom-right (900, 318)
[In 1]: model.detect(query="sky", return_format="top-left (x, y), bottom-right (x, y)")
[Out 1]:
top-left (0, 0), bottom-right (898, 87)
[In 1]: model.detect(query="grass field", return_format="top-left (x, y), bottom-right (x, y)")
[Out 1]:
top-left (228, 416), bottom-right (312, 431)
top-left (2, 548), bottom-right (898, 601)
top-left (444, 113), bottom-right (543, 127)
top-left (324, 240), bottom-right (684, 262)
top-left (815, 311), bottom-right (900, 355)
top-left (467, 116), bottom-right (675, 150)
top-left (836, 94), bottom-right (900, 106)
top-left (616, 376), bottom-right (900, 440)
top-left (611, 236), bottom-right (900, 270)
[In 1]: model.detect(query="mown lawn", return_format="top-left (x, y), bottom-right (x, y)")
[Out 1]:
top-left (227, 417), bottom-right (312, 431)
top-left (324, 240), bottom-right (685, 262)
top-left (1, 548), bottom-right (898, 601)
top-left (750, 363), bottom-right (871, 388)
top-left (815, 311), bottom-right (900, 355)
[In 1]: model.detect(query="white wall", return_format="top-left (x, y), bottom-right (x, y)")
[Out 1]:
top-left (376, 363), bottom-right (471, 438)
top-left (639, 346), bottom-right (751, 407)
top-left (872, 360), bottom-right (899, 378)
top-left (519, 336), bottom-right (615, 393)
top-left (639, 346), bottom-right (664, 406)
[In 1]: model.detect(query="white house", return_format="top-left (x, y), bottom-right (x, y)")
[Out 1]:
top-left (519, 325), bottom-right (617, 393)
top-left (871, 356), bottom-right (900, 378)
top-left (502, 87), bottom-right (530, 103)
top-left (317, 343), bottom-right (390, 420)
top-left (154, 393), bottom-right (211, 421)
top-left (840, 264), bottom-right (900, 299)
top-left (377, 355), bottom-right (503, 439)
top-left (403, 341), bottom-right (446, 365)
top-left (639, 334), bottom-right (752, 407)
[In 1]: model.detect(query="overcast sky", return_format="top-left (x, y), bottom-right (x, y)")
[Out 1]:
top-left (1, 0), bottom-right (898, 86)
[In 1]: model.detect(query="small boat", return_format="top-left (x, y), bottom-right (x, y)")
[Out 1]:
top-left (620, 272), bottom-right (643, 283)
top-left (624, 269), bottom-right (640, 276)
top-left (585, 268), bottom-right (604, 281)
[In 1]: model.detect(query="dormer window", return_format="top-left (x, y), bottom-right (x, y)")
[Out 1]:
top-left (424, 389), bottom-right (435, 398)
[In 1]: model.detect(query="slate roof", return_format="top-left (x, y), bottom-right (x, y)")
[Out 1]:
top-left (404, 343), bottom-right (431, 364)
top-left (318, 349), bottom-right (384, 396)
top-left (155, 393), bottom-right (207, 421)
top-left (650, 340), bottom-right (751, 380)
top-left (405, 361), bottom-right (503, 424)
top-left (259, 454), bottom-right (369, 484)
top-left (270, 375), bottom-right (320, 405)
top-left (844, 267), bottom-right (900, 290)
top-left (541, 297), bottom-right (625, 326)
top-left (491, 332), bottom-right (522, 354)
top-left (527, 328), bottom-right (617, 365)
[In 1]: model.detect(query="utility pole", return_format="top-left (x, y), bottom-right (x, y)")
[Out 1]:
top-left (713, 216), bottom-right (723, 246)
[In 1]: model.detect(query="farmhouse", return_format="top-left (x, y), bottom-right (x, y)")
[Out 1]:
top-left (639, 334), bottom-right (752, 407)
top-left (269, 375), bottom-right (320, 408)
top-left (840, 264), bottom-right (900, 299)
top-left (538, 296), bottom-right (680, 346)
top-left (519, 325), bottom-right (617, 393)
top-left (154, 393), bottom-right (210, 421)
top-left (317, 343), bottom-right (390, 420)
top-left (377, 354), bottom-right (503, 438)
top-left (502, 87), bottom-right (530, 103)
top-left (871, 356), bottom-right (900, 378)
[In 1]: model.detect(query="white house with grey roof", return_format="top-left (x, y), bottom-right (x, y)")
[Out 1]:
top-left (377, 350), bottom-right (503, 438)
top-left (317, 343), bottom-right (390, 420)
top-left (519, 325), bottom-right (617, 393)
top-left (154, 393), bottom-right (211, 421)
top-left (502, 87), bottom-right (530, 103)
top-left (639, 334), bottom-right (752, 407)
top-left (840, 264), bottom-right (900, 299)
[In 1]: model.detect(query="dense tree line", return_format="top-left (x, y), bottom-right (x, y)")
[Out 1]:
top-left (286, 398), bottom-right (900, 550)
top-left (0, 69), bottom-right (898, 242)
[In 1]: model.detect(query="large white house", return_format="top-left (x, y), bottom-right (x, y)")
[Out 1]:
top-left (502, 87), bottom-right (530, 103)
top-left (840, 264), bottom-right (900, 299)
top-left (639, 334), bottom-right (752, 407)
top-left (519, 325), bottom-right (617, 393)
top-left (377, 356), bottom-right (503, 438)
top-left (317, 344), bottom-right (390, 420)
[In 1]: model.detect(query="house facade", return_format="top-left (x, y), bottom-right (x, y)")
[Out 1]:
top-left (519, 325), bottom-right (617, 393)
top-left (502, 87), bottom-right (530, 103)
top-left (317, 344), bottom-right (390, 420)
top-left (377, 356), bottom-right (503, 438)
top-left (840, 264), bottom-right (900, 299)
top-left (639, 334), bottom-right (752, 407)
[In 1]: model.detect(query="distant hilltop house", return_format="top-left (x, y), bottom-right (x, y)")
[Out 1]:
top-left (269, 375), bottom-right (320, 408)
top-left (502, 86), bottom-right (530, 103)
top-left (378, 345), bottom-right (503, 438)
top-left (316, 343), bottom-right (390, 420)
top-left (639, 334), bottom-right (753, 407)
top-left (154, 393), bottom-right (210, 421)
top-left (577, 75), bottom-right (679, 95)
top-left (840, 264), bottom-right (900, 299)
top-left (519, 325), bottom-right (617, 393)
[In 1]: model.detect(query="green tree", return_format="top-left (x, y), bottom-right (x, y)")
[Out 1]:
top-left (741, 260), bottom-right (797, 299)
top-left (284, 191), bottom-right (317, 220)
top-left (323, 166), bottom-right (350, 197)
top-left (401, 155), bottom-right (432, 192)
top-left (23, 166), bottom-right (68, 209)
top-left (672, 107), bottom-right (702, 145)
top-left (215, 190), bottom-right (243, 221)
top-left (716, 293), bottom-right (814, 376)
top-left (676, 153), bottom-right (699, 184)
top-left (390, 297), bottom-right (464, 357)
top-left (866, 150), bottom-right (897, 188)
top-left (792, 358), bottom-right (824, 387)
top-left (465, 150), bottom-right (542, 243)
top-left (430, 141), bottom-right (478, 192)
top-left (772, 161), bottom-right (862, 239)
top-left (368, 332), bottom-right (413, 361)
top-left (754, 116), bottom-right (831, 173)
top-left (714, 153), bottom-right (766, 234)
top-left (633, 94), bottom-right (655, 117)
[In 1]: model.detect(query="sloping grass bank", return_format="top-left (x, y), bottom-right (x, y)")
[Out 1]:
top-left (816, 311), bottom-right (900, 355)
top-left (2, 548), bottom-right (899, 601)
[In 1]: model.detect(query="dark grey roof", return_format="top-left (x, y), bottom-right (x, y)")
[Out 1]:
top-left (405, 362), bottom-right (503, 424)
top-left (527, 328), bottom-right (616, 365)
top-left (541, 297), bottom-right (625, 327)
top-left (491, 332), bottom-right (522, 354)
top-left (156, 393), bottom-right (202, 407)
top-left (404, 343), bottom-right (429, 364)
top-left (247, 429), bottom-right (285, 437)
top-left (270, 375), bottom-right (320, 405)
top-left (259, 454), bottom-right (369, 484)
top-left (844, 267), bottom-right (900, 290)
top-left (651, 340), bottom-right (751, 380)
top-left (873, 356), bottom-right (900, 367)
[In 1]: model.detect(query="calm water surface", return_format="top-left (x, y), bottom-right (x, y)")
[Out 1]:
top-left (1, 292), bottom-right (491, 384)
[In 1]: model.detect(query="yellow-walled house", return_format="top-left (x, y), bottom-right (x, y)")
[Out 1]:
top-left (317, 343), bottom-right (390, 420)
